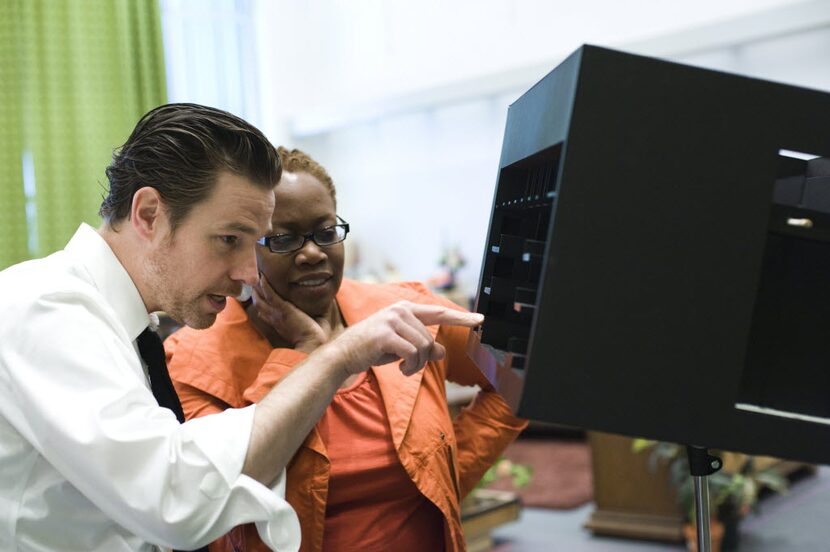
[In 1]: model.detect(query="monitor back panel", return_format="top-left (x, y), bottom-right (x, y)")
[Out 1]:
top-left (472, 45), bottom-right (830, 463)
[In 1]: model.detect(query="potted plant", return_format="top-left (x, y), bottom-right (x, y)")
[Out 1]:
top-left (463, 457), bottom-right (533, 509)
top-left (632, 440), bottom-right (788, 551)
top-left (461, 458), bottom-right (532, 550)
top-left (477, 457), bottom-right (533, 491)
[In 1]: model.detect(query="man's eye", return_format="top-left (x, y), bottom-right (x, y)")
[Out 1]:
top-left (219, 235), bottom-right (239, 247)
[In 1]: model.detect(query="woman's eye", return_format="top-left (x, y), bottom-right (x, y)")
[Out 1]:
top-left (318, 228), bottom-right (337, 241)
top-left (272, 235), bottom-right (296, 246)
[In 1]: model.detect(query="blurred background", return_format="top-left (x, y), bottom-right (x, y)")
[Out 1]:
top-left (2, 0), bottom-right (829, 303)
top-left (3, 2), bottom-right (830, 550)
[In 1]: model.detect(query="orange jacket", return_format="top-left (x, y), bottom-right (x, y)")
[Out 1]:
top-left (166, 279), bottom-right (527, 552)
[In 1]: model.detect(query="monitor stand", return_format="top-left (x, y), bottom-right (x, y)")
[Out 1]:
top-left (686, 446), bottom-right (723, 552)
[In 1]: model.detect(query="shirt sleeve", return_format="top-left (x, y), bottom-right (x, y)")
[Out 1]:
top-left (436, 312), bottom-right (529, 499)
top-left (0, 291), bottom-right (300, 551)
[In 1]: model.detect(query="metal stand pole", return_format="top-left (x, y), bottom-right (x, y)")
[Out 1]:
top-left (686, 446), bottom-right (722, 552)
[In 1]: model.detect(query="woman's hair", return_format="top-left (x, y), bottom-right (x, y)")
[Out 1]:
top-left (101, 103), bottom-right (281, 230)
top-left (276, 146), bottom-right (336, 206)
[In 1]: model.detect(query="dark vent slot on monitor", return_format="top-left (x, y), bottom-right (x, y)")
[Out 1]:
top-left (476, 142), bottom-right (562, 359)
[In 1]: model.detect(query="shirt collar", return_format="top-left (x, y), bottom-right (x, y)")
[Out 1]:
top-left (64, 223), bottom-right (152, 341)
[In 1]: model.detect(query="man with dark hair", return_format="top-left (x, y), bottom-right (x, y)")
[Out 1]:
top-left (0, 103), bottom-right (482, 551)
top-left (100, 103), bottom-right (281, 232)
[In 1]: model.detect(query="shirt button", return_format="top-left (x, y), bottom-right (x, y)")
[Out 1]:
top-left (440, 432), bottom-right (446, 440)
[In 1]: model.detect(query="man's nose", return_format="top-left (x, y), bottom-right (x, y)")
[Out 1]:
top-left (233, 248), bottom-right (259, 286)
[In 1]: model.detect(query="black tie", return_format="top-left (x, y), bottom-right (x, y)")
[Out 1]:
top-left (137, 328), bottom-right (185, 424)
top-left (137, 328), bottom-right (209, 552)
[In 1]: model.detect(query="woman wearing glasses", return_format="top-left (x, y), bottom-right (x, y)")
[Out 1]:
top-left (166, 147), bottom-right (526, 552)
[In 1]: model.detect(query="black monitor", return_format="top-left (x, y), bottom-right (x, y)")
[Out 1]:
top-left (468, 44), bottom-right (830, 464)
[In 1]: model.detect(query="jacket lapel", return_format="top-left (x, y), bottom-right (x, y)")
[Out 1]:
top-left (337, 280), bottom-right (438, 451)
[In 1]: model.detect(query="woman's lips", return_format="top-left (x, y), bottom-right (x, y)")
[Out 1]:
top-left (292, 274), bottom-right (332, 288)
top-left (295, 277), bottom-right (329, 287)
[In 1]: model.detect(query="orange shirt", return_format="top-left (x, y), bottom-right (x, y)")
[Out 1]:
top-left (166, 279), bottom-right (527, 552)
top-left (318, 371), bottom-right (444, 552)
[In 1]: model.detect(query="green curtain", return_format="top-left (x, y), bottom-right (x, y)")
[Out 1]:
top-left (0, 0), bottom-right (167, 269)
top-left (0, 1), bottom-right (28, 268)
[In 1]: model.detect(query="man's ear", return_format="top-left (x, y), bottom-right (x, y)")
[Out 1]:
top-left (130, 186), bottom-right (167, 241)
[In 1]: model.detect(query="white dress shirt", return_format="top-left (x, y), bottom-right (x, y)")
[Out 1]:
top-left (0, 224), bottom-right (300, 552)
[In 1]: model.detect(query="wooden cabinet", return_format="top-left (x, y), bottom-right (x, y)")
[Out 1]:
top-left (585, 432), bottom-right (684, 542)
top-left (585, 432), bottom-right (815, 543)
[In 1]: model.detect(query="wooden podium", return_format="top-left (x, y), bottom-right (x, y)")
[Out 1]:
top-left (585, 432), bottom-right (684, 542)
top-left (585, 432), bottom-right (815, 542)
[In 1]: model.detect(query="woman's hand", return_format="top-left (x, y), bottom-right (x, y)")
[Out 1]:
top-left (251, 274), bottom-right (337, 353)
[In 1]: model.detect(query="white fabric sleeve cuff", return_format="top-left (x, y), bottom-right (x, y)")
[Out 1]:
top-left (181, 406), bottom-right (301, 551)
top-left (254, 468), bottom-right (300, 550)
top-left (179, 405), bottom-right (256, 488)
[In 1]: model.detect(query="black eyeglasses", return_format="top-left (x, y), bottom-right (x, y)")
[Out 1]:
top-left (257, 216), bottom-right (350, 254)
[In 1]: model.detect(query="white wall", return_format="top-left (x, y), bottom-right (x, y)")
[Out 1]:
top-left (291, 94), bottom-right (515, 289)
top-left (162, 0), bottom-right (262, 125)
top-left (252, 0), bottom-right (830, 293)
top-left (166, 0), bottom-right (830, 297)
top-left (680, 25), bottom-right (830, 92)
top-left (254, 0), bottom-right (801, 128)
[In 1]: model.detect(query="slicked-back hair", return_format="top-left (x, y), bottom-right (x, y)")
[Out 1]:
top-left (100, 103), bottom-right (281, 230)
